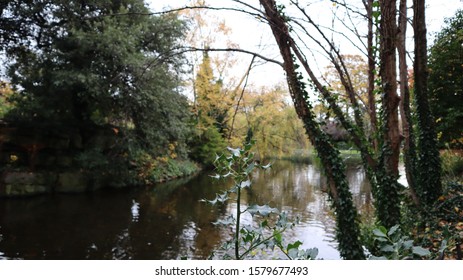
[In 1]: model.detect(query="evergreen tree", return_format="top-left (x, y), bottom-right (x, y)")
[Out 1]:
top-left (1, 0), bottom-right (191, 157)
top-left (429, 10), bottom-right (463, 149)
top-left (190, 52), bottom-right (228, 165)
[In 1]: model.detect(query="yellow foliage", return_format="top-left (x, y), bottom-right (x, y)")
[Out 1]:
top-left (228, 84), bottom-right (310, 159)
top-left (9, 154), bottom-right (18, 162)
top-left (156, 156), bottom-right (169, 164)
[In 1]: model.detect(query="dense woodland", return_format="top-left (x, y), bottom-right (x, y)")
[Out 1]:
top-left (0, 0), bottom-right (462, 259)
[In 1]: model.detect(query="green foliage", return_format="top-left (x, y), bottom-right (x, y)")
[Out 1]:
top-left (204, 142), bottom-right (317, 260)
top-left (194, 52), bottom-right (230, 134)
top-left (369, 225), bottom-right (430, 260)
top-left (2, 0), bottom-right (192, 159)
top-left (0, 82), bottom-right (14, 118)
top-left (410, 182), bottom-right (463, 259)
top-left (189, 125), bottom-right (227, 167)
top-left (75, 148), bottom-right (109, 171)
top-left (189, 52), bottom-right (229, 166)
top-left (434, 182), bottom-right (463, 226)
top-left (441, 150), bottom-right (463, 178)
top-left (373, 162), bottom-right (403, 228)
top-left (429, 9), bottom-right (463, 148)
top-left (129, 148), bottom-right (198, 184)
top-left (0, 0), bottom-right (197, 189)
top-left (230, 86), bottom-right (310, 159)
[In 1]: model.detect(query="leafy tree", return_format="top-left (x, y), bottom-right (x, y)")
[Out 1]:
top-left (230, 85), bottom-right (310, 159)
top-left (429, 9), bottom-right (463, 148)
top-left (1, 0), bottom-right (191, 158)
top-left (189, 52), bottom-right (228, 165)
top-left (0, 81), bottom-right (14, 118)
top-left (194, 51), bottom-right (230, 135)
top-left (323, 55), bottom-right (370, 115)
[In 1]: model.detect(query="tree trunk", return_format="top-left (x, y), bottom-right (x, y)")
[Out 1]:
top-left (398, 0), bottom-right (420, 206)
top-left (259, 0), bottom-right (365, 260)
top-left (375, 0), bottom-right (402, 228)
top-left (379, 0), bottom-right (401, 177)
top-left (413, 0), bottom-right (442, 207)
top-left (365, 0), bottom-right (379, 152)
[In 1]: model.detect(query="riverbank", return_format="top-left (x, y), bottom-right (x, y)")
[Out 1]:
top-left (0, 158), bottom-right (200, 197)
top-left (0, 122), bottom-right (200, 198)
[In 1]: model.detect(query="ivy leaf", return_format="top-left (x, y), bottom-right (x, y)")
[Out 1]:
top-left (260, 163), bottom-right (272, 170)
top-left (287, 241), bottom-right (303, 251)
top-left (412, 246), bottom-right (430, 257)
top-left (388, 225), bottom-right (400, 236)
top-left (202, 192), bottom-right (229, 205)
top-left (212, 215), bottom-right (235, 226)
top-left (245, 162), bottom-right (255, 175)
top-left (306, 248), bottom-right (319, 260)
top-left (273, 230), bottom-right (282, 244)
top-left (372, 228), bottom-right (388, 238)
top-left (402, 240), bottom-right (413, 250)
top-left (240, 179), bottom-right (252, 189)
top-left (210, 174), bottom-right (221, 179)
top-left (375, 237), bottom-right (388, 242)
top-left (247, 204), bottom-right (279, 217)
top-left (369, 256), bottom-right (388, 260)
top-left (288, 248), bottom-right (299, 259)
top-left (380, 245), bottom-right (395, 252)
top-left (227, 147), bottom-right (241, 157)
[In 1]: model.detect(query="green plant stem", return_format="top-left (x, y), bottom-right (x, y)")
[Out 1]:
top-left (276, 244), bottom-right (292, 259)
top-left (239, 230), bottom-right (286, 259)
top-left (235, 184), bottom-right (241, 259)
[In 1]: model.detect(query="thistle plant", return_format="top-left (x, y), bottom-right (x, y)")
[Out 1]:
top-left (202, 141), bottom-right (317, 260)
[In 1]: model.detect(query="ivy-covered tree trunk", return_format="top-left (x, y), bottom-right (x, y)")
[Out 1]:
top-left (412, 0), bottom-right (442, 207)
top-left (259, 0), bottom-right (365, 260)
top-left (398, 0), bottom-right (419, 206)
top-left (365, 0), bottom-right (379, 152)
top-left (373, 0), bottom-right (403, 228)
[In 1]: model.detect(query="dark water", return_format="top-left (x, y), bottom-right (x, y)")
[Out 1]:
top-left (0, 160), bottom-right (373, 260)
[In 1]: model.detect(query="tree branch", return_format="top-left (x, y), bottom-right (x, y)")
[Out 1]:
top-left (177, 47), bottom-right (283, 67)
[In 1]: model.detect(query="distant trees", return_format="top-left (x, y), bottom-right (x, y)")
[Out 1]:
top-left (229, 85), bottom-right (310, 159)
top-left (429, 9), bottom-right (463, 149)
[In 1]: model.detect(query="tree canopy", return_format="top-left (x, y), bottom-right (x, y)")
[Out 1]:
top-left (429, 9), bottom-right (463, 148)
top-left (1, 0), bottom-right (191, 157)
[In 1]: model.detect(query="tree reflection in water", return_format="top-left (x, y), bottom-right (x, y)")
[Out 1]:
top-left (0, 160), bottom-right (374, 259)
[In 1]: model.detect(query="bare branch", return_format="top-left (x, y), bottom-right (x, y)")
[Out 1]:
top-left (228, 56), bottom-right (256, 140)
top-left (176, 47), bottom-right (283, 67)
top-left (151, 5), bottom-right (265, 22)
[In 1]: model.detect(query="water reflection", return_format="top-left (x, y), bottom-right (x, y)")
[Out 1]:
top-left (0, 160), bottom-right (373, 260)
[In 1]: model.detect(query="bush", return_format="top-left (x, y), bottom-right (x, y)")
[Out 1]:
top-left (189, 126), bottom-right (227, 167)
top-left (441, 150), bottom-right (463, 177)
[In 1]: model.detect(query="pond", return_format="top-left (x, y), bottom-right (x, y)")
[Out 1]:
top-left (0, 160), bottom-right (374, 260)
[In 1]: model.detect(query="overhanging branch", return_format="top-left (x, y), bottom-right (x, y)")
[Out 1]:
top-left (176, 47), bottom-right (283, 67)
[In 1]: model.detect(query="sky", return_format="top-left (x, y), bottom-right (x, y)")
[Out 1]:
top-left (148, 0), bottom-right (463, 89)
top-left (1, 0), bottom-right (461, 89)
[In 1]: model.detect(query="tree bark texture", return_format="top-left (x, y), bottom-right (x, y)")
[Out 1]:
top-left (412, 0), bottom-right (442, 207)
top-left (379, 0), bottom-right (401, 177)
